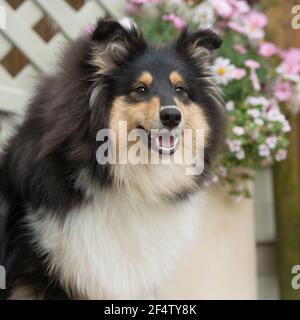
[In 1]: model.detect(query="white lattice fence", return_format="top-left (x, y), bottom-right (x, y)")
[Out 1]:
top-left (0, 0), bottom-right (124, 115)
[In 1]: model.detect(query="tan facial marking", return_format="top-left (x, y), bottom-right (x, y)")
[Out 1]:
top-left (174, 97), bottom-right (210, 155)
top-left (135, 72), bottom-right (153, 87)
top-left (110, 96), bottom-right (160, 132)
top-left (169, 71), bottom-right (184, 87)
top-left (109, 93), bottom-right (209, 165)
top-left (109, 96), bottom-right (160, 158)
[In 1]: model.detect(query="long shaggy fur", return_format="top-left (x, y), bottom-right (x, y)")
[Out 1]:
top-left (0, 20), bottom-right (225, 300)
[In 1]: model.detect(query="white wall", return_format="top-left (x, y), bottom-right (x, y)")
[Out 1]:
top-left (158, 184), bottom-right (257, 299)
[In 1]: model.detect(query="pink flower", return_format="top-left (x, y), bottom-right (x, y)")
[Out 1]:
top-left (227, 139), bottom-right (242, 152)
top-left (231, 0), bottom-right (249, 14)
top-left (276, 62), bottom-right (300, 80)
top-left (234, 44), bottom-right (246, 54)
top-left (226, 9), bottom-right (268, 40)
top-left (232, 68), bottom-right (246, 80)
top-left (245, 60), bottom-right (261, 91)
top-left (228, 21), bottom-right (244, 33)
top-left (282, 120), bottom-right (291, 132)
top-left (255, 118), bottom-right (264, 126)
top-left (275, 149), bottom-right (287, 162)
top-left (163, 14), bottom-right (186, 30)
top-left (247, 108), bottom-right (261, 118)
top-left (243, 11), bottom-right (268, 39)
top-left (245, 11), bottom-right (268, 28)
top-left (277, 49), bottom-right (300, 81)
top-left (259, 42), bottom-right (277, 57)
top-left (172, 17), bottom-right (186, 29)
top-left (250, 72), bottom-right (260, 91)
top-left (210, 0), bottom-right (234, 18)
top-left (245, 59), bottom-right (260, 69)
top-left (264, 106), bottom-right (285, 122)
top-left (259, 144), bottom-right (270, 157)
top-left (281, 48), bottom-right (300, 64)
top-left (266, 136), bottom-right (277, 149)
top-left (274, 82), bottom-right (292, 101)
top-left (233, 126), bottom-right (245, 136)
top-left (210, 0), bottom-right (249, 18)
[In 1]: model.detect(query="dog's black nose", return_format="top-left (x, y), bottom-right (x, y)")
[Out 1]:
top-left (160, 108), bottom-right (182, 128)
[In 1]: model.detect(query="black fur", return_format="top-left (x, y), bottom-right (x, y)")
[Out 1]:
top-left (0, 19), bottom-right (225, 299)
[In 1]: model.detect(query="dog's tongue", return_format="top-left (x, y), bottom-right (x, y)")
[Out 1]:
top-left (159, 136), bottom-right (174, 148)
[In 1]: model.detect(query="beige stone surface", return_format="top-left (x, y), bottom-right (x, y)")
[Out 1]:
top-left (157, 183), bottom-right (257, 300)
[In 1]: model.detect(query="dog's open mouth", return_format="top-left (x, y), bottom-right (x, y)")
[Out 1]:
top-left (137, 126), bottom-right (180, 154)
top-left (155, 135), bottom-right (179, 154)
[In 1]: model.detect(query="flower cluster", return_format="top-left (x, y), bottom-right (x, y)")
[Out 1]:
top-left (219, 96), bottom-right (290, 197)
top-left (125, 0), bottom-right (299, 197)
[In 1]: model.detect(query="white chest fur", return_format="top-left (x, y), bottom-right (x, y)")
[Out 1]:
top-left (28, 192), bottom-right (202, 299)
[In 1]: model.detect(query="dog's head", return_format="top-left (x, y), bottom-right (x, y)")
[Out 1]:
top-left (86, 20), bottom-right (225, 176)
top-left (31, 19), bottom-right (225, 197)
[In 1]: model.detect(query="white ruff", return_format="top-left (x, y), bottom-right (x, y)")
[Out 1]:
top-left (27, 164), bottom-right (203, 299)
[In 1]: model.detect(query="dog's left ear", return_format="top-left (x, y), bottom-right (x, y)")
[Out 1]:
top-left (176, 28), bottom-right (222, 61)
top-left (89, 19), bottom-right (146, 74)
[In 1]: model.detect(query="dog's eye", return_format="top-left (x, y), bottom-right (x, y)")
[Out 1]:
top-left (135, 86), bottom-right (148, 94)
top-left (175, 86), bottom-right (185, 94)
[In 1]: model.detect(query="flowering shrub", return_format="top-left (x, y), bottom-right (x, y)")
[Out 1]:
top-left (125, 0), bottom-right (300, 197)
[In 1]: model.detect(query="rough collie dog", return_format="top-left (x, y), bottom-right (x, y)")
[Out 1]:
top-left (0, 20), bottom-right (225, 300)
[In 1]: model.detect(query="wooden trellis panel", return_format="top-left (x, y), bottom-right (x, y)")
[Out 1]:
top-left (0, 0), bottom-right (124, 114)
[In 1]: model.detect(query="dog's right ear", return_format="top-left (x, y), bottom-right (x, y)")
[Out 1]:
top-left (89, 19), bottom-right (146, 75)
top-left (176, 28), bottom-right (222, 63)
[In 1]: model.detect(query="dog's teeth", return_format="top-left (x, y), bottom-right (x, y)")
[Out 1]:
top-left (154, 135), bottom-right (179, 153)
